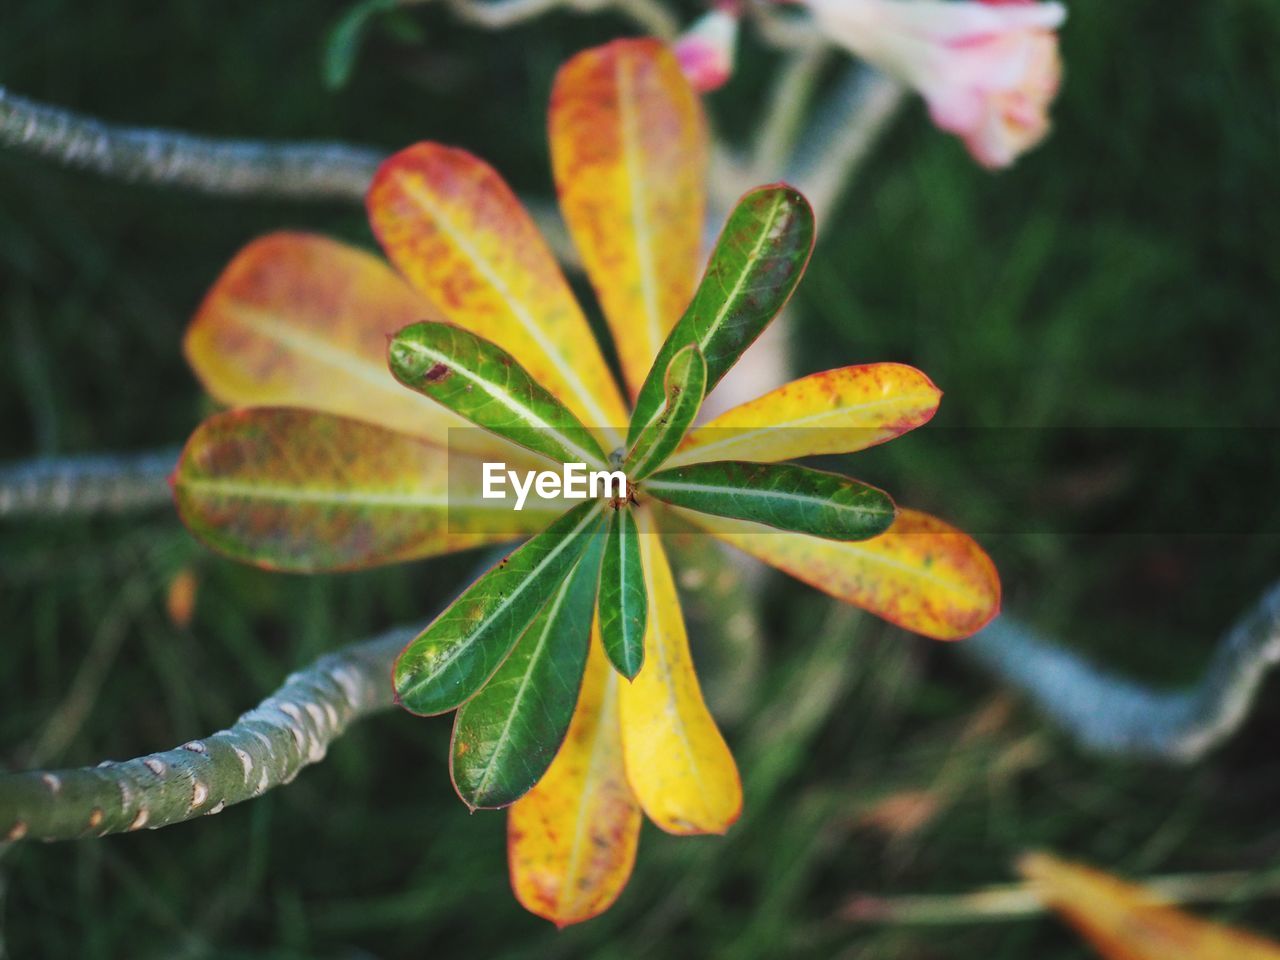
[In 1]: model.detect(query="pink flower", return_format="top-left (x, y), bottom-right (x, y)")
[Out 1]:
top-left (802, 0), bottom-right (1067, 168)
top-left (674, 6), bottom-right (741, 92)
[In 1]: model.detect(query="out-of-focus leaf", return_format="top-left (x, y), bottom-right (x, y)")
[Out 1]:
top-left (184, 232), bottom-right (513, 458)
top-left (394, 500), bottom-right (604, 716)
top-left (683, 507), bottom-right (1001, 640)
top-left (645, 461), bottom-right (896, 541)
top-left (451, 533), bottom-right (603, 810)
top-left (509, 625), bottom-right (641, 927)
top-left (367, 143), bottom-right (628, 447)
top-left (172, 408), bottom-right (539, 572)
top-left (389, 321), bottom-right (608, 469)
top-left (322, 0), bottom-right (397, 91)
top-left (549, 38), bottom-right (707, 400)
top-left (669, 363), bottom-right (941, 466)
top-left (619, 508), bottom-right (742, 834)
top-left (623, 344), bottom-right (706, 480)
top-left (598, 506), bottom-right (647, 679)
top-left (627, 184), bottom-right (814, 446)
top-left (1019, 852), bottom-right (1280, 960)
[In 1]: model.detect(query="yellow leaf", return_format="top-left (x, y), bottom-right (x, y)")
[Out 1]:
top-left (619, 507), bottom-right (742, 834)
top-left (185, 232), bottom-right (508, 457)
top-left (367, 143), bottom-right (629, 447)
top-left (550, 39), bottom-right (708, 399)
top-left (668, 363), bottom-right (941, 467)
top-left (1019, 852), bottom-right (1280, 960)
top-left (508, 623), bottom-right (641, 926)
top-left (683, 507), bottom-right (1001, 641)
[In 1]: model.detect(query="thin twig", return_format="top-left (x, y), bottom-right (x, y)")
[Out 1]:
top-left (0, 626), bottom-right (413, 842)
top-left (749, 47), bottom-right (831, 186)
top-left (839, 870), bottom-right (1280, 925)
top-left (0, 447), bottom-right (179, 518)
top-left (410, 0), bottom-right (679, 38)
top-left (785, 66), bottom-right (907, 229)
top-left (745, 0), bottom-right (827, 51)
top-left (963, 583), bottom-right (1280, 763)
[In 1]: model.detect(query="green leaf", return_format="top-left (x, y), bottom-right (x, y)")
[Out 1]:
top-left (623, 345), bottom-right (706, 480)
top-left (450, 531), bottom-right (603, 809)
top-left (389, 321), bottom-right (608, 469)
top-left (394, 499), bottom-right (604, 716)
top-left (642, 461), bottom-right (896, 541)
top-left (627, 185), bottom-right (815, 447)
top-left (323, 0), bottom-right (397, 91)
top-left (598, 506), bottom-right (647, 679)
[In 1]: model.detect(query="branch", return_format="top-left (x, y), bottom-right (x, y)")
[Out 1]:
top-left (745, 0), bottom-right (827, 51)
top-left (963, 583), bottom-right (1280, 762)
top-left (0, 89), bottom-right (581, 263)
top-left (440, 0), bottom-right (679, 38)
top-left (785, 66), bottom-right (907, 229)
top-left (0, 87), bottom-right (382, 202)
top-left (0, 447), bottom-right (179, 518)
top-left (748, 47), bottom-right (831, 186)
top-left (840, 869), bottom-right (1280, 925)
top-left (0, 627), bottom-right (412, 842)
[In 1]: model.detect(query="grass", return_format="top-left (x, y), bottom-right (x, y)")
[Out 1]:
top-left (2, 0), bottom-right (1279, 957)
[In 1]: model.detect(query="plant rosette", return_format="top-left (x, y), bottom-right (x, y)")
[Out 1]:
top-left (172, 38), bottom-right (1000, 925)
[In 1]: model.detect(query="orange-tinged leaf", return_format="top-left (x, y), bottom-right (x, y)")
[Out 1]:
top-left (1019, 852), bottom-right (1280, 960)
top-left (165, 567), bottom-right (198, 628)
top-left (550, 39), bottom-right (707, 399)
top-left (509, 623), bottom-right (641, 926)
top-left (619, 507), bottom-right (742, 835)
top-left (367, 143), bottom-right (628, 446)
top-left (684, 507), bottom-right (1000, 641)
top-left (172, 408), bottom-right (547, 572)
top-left (669, 363), bottom-right (941, 467)
top-left (184, 232), bottom-right (508, 458)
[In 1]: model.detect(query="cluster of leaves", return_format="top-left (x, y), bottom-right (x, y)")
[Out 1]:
top-left (387, 180), bottom-right (900, 803)
top-left (170, 39), bottom-right (999, 923)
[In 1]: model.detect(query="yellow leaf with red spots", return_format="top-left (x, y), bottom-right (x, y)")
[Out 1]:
top-left (184, 232), bottom-right (509, 457)
top-left (550, 38), bottom-right (708, 399)
top-left (669, 363), bottom-right (941, 467)
top-left (619, 507), bottom-right (742, 834)
top-left (367, 143), bottom-right (628, 447)
top-left (683, 507), bottom-right (1000, 640)
top-left (1019, 852), bottom-right (1280, 960)
top-left (172, 408), bottom-right (549, 572)
top-left (508, 622), bottom-right (641, 926)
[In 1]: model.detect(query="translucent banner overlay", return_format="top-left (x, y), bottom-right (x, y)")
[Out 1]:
top-left (445, 427), bottom-right (1280, 537)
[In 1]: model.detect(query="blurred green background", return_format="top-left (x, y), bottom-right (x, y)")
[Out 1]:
top-left (2, 0), bottom-right (1278, 956)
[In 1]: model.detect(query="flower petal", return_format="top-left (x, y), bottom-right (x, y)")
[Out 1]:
top-left (185, 232), bottom-right (508, 454)
top-left (172, 408), bottom-right (543, 572)
top-left (508, 623), bottom-right (642, 927)
top-left (619, 507), bottom-right (742, 834)
top-left (550, 39), bottom-right (708, 399)
top-left (367, 144), bottom-right (628, 446)
top-left (683, 507), bottom-right (1001, 640)
top-left (669, 363), bottom-right (941, 466)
